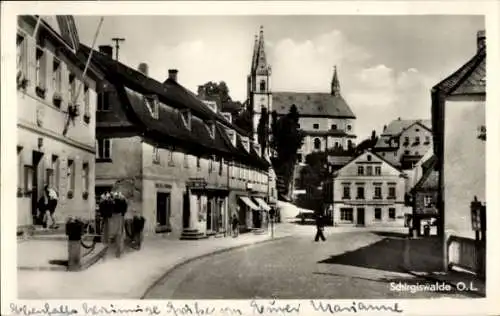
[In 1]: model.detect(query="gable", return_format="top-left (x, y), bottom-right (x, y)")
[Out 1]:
top-left (337, 151), bottom-right (401, 177)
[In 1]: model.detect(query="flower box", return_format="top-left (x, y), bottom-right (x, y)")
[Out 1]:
top-left (35, 86), bottom-right (46, 99)
top-left (82, 191), bottom-right (89, 200)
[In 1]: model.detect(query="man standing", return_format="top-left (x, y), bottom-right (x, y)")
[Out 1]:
top-left (42, 185), bottom-right (59, 229)
top-left (314, 213), bottom-right (326, 242)
top-left (231, 214), bottom-right (239, 237)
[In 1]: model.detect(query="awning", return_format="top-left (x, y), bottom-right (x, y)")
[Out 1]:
top-left (239, 196), bottom-right (260, 211)
top-left (254, 197), bottom-right (271, 211)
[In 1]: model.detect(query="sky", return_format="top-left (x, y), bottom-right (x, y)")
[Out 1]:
top-left (73, 15), bottom-right (484, 140)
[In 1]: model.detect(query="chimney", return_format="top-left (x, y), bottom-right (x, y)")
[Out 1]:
top-left (138, 63), bottom-right (149, 76)
top-left (477, 30), bottom-right (486, 51)
top-left (197, 85), bottom-right (206, 99)
top-left (99, 45), bottom-right (113, 58)
top-left (168, 69), bottom-right (178, 82)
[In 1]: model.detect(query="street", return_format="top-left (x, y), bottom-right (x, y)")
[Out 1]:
top-left (145, 228), bottom-right (473, 299)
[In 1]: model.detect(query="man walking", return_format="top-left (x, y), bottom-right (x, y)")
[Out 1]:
top-left (314, 213), bottom-right (326, 242)
top-left (231, 214), bottom-right (239, 237)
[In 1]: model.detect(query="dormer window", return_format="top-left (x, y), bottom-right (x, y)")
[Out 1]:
top-left (180, 109), bottom-right (192, 130)
top-left (144, 95), bottom-right (159, 119)
top-left (241, 137), bottom-right (250, 152)
top-left (226, 129), bottom-right (237, 147)
top-left (206, 121), bottom-right (216, 139)
top-left (254, 144), bottom-right (261, 157)
top-left (222, 112), bottom-right (232, 123)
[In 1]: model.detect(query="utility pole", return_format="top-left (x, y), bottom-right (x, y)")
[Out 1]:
top-left (111, 37), bottom-right (126, 61)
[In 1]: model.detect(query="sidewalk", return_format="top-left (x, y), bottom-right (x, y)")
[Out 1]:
top-left (18, 225), bottom-right (292, 299)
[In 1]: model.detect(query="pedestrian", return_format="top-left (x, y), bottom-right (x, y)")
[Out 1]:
top-left (232, 214), bottom-right (239, 237)
top-left (314, 213), bottom-right (326, 242)
top-left (41, 185), bottom-right (59, 229)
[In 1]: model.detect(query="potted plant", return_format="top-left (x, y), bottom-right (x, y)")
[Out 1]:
top-left (52, 92), bottom-right (62, 108)
top-left (67, 190), bottom-right (74, 199)
top-left (82, 191), bottom-right (89, 200)
top-left (35, 85), bottom-right (46, 99)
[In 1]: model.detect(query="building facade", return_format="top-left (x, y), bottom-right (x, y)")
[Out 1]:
top-left (17, 16), bottom-right (100, 228)
top-left (374, 118), bottom-right (433, 170)
top-left (332, 151), bottom-right (407, 227)
top-left (432, 30), bottom-right (486, 241)
top-left (88, 45), bottom-right (275, 239)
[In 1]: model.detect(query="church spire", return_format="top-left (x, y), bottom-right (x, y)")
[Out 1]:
top-left (331, 65), bottom-right (341, 96)
top-left (251, 33), bottom-right (259, 72)
top-left (255, 25), bottom-right (269, 74)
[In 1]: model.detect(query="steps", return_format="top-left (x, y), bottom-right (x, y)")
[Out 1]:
top-left (180, 229), bottom-right (208, 240)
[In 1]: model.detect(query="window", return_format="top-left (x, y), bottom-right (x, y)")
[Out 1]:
top-left (145, 95), bottom-right (159, 119)
top-left (388, 186), bottom-right (396, 199)
top-left (181, 110), bottom-right (192, 130)
top-left (347, 125), bottom-right (352, 131)
top-left (196, 156), bottom-right (201, 170)
top-left (52, 59), bottom-right (62, 93)
top-left (184, 153), bottom-right (189, 168)
top-left (424, 195), bottom-right (433, 208)
top-left (404, 136), bottom-right (409, 146)
top-left (347, 140), bottom-right (353, 149)
top-left (342, 185), bottom-right (350, 199)
top-left (374, 186), bottom-right (382, 199)
top-left (313, 123), bottom-right (319, 129)
top-left (50, 155), bottom-right (59, 190)
top-left (375, 166), bottom-right (381, 175)
top-left (404, 150), bottom-right (410, 155)
top-left (415, 136), bottom-right (420, 144)
top-left (35, 46), bottom-right (46, 90)
top-left (208, 156), bottom-right (213, 173)
top-left (207, 122), bottom-right (215, 139)
top-left (153, 146), bottom-right (160, 164)
top-left (260, 80), bottom-right (266, 92)
top-left (388, 208), bottom-right (396, 220)
top-left (357, 166), bottom-right (364, 175)
top-left (97, 139), bottom-right (111, 160)
top-left (425, 136), bottom-right (431, 144)
top-left (68, 73), bottom-right (76, 103)
top-left (367, 155), bottom-right (372, 161)
top-left (17, 33), bottom-right (26, 73)
top-left (82, 162), bottom-right (89, 193)
top-left (168, 148), bottom-right (174, 166)
top-left (366, 166), bottom-right (373, 176)
top-left (24, 165), bottom-right (33, 193)
top-left (340, 208), bottom-right (354, 222)
top-left (219, 157), bottom-right (223, 175)
top-left (314, 138), bottom-right (321, 150)
top-left (97, 92), bottom-right (110, 111)
top-left (356, 186), bottom-right (365, 199)
top-left (84, 85), bottom-right (90, 116)
top-left (331, 124), bottom-right (337, 130)
top-left (67, 159), bottom-right (75, 192)
top-left (374, 208), bottom-right (382, 220)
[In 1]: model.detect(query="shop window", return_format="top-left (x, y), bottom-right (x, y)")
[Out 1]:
top-left (340, 208), bottom-right (353, 222)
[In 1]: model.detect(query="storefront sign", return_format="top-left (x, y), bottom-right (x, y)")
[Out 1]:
top-left (155, 183), bottom-right (172, 189)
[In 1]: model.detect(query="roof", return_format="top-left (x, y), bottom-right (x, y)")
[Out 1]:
top-left (432, 46), bottom-right (486, 96)
top-left (381, 119), bottom-right (432, 136)
top-left (413, 160), bottom-right (438, 192)
top-left (79, 44), bottom-right (250, 137)
top-left (336, 149), bottom-right (402, 175)
top-left (272, 92), bottom-right (356, 118)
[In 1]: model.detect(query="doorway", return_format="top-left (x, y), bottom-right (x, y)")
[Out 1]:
top-left (182, 192), bottom-right (190, 229)
top-left (156, 192), bottom-right (171, 233)
top-left (356, 208), bottom-right (365, 226)
top-left (31, 151), bottom-right (43, 225)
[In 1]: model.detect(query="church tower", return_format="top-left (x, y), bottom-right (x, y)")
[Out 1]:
top-left (331, 65), bottom-right (341, 97)
top-left (247, 25), bottom-right (272, 144)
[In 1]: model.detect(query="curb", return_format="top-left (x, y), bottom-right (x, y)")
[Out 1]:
top-left (402, 268), bottom-right (486, 297)
top-left (140, 234), bottom-right (292, 299)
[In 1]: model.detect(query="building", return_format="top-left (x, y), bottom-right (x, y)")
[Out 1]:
top-left (431, 30), bottom-right (486, 241)
top-left (17, 16), bottom-right (101, 229)
top-left (332, 150), bottom-right (407, 227)
top-left (374, 118), bottom-right (433, 170)
top-left (86, 45), bottom-right (275, 239)
top-left (410, 155), bottom-right (438, 236)
top-left (246, 26), bottom-right (357, 161)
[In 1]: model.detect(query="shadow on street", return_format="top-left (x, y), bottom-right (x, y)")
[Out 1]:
top-left (318, 236), bottom-right (443, 273)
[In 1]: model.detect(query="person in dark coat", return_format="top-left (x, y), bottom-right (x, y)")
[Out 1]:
top-left (231, 214), bottom-right (239, 237)
top-left (314, 213), bottom-right (326, 242)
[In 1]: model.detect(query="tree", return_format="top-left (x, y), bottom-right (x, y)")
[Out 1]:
top-left (198, 81), bottom-right (241, 113)
top-left (257, 107), bottom-right (269, 156)
top-left (233, 100), bottom-right (254, 136)
top-left (355, 129), bottom-right (378, 155)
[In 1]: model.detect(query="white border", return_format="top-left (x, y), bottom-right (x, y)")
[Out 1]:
top-left (2, 1), bottom-right (500, 315)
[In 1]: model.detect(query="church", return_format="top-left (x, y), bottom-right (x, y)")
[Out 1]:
top-left (246, 26), bottom-right (358, 163)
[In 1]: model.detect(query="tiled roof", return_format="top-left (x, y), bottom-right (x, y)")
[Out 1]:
top-left (414, 165), bottom-right (438, 191)
top-left (381, 119), bottom-right (432, 136)
top-left (272, 92), bottom-right (356, 118)
top-left (433, 47), bottom-right (486, 95)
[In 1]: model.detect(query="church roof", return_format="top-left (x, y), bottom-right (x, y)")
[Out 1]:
top-left (381, 119), bottom-right (432, 136)
top-left (272, 92), bottom-right (356, 118)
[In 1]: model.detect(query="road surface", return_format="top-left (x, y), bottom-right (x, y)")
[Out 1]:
top-left (145, 230), bottom-right (476, 299)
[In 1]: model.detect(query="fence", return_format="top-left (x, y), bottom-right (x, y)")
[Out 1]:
top-left (447, 235), bottom-right (485, 278)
